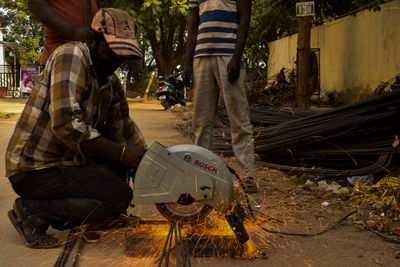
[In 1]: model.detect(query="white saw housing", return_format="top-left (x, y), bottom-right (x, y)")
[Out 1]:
top-left (133, 142), bottom-right (234, 214)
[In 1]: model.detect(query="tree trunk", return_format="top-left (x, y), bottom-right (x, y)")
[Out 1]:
top-left (296, 3), bottom-right (312, 108)
top-left (147, 23), bottom-right (186, 79)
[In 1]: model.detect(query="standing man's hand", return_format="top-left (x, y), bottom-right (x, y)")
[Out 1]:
top-left (183, 9), bottom-right (199, 88)
top-left (71, 26), bottom-right (91, 42)
top-left (183, 64), bottom-right (193, 88)
top-left (227, 56), bottom-right (242, 84)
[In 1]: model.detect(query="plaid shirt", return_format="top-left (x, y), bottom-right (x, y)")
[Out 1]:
top-left (5, 42), bottom-right (146, 177)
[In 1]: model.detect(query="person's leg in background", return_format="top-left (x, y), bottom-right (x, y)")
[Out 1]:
top-left (216, 56), bottom-right (258, 193)
top-left (192, 56), bottom-right (220, 149)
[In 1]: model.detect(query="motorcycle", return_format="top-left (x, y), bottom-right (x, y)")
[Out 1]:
top-left (156, 72), bottom-right (186, 110)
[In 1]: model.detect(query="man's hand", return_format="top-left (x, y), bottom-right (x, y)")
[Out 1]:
top-left (227, 56), bottom-right (242, 84)
top-left (120, 145), bottom-right (147, 169)
top-left (183, 63), bottom-right (193, 88)
top-left (71, 26), bottom-right (90, 42)
top-left (81, 137), bottom-right (146, 169)
top-left (183, 10), bottom-right (199, 88)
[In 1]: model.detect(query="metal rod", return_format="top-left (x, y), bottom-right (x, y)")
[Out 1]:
top-left (72, 236), bottom-right (85, 267)
top-left (157, 223), bottom-right (173, 267)
top-left (166, 223), bottom-right (174, 267)
top-left (157, 222), bottom-right (192, 267)
top-left (178, 223), bottom-right (191, 267)
top-left (54, 228), bottom-right (78, 267)
top-left (174, 223), bottom-right (180, 267)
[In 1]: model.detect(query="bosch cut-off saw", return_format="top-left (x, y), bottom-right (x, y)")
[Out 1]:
top-left (132, 142), bottom-right (249, 243)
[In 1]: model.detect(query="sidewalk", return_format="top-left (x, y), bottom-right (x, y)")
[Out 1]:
top-left (0, 100), bottom-right (194, 267)
top-left (0, 98), bottom-right (26, 114)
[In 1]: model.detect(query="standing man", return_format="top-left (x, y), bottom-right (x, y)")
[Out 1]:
top-left (6, 8), bottom-right (145, 248)
top-left (183, 0), bottom-right (257, 193)
top-left (28, 0), bottom-right (98, 65)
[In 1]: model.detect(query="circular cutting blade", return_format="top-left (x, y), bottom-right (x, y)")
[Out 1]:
top-left (156, 202), bottom-right (212, 223)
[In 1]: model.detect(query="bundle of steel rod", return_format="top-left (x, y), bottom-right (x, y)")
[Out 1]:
top-left (205, 90), bottom-right (400, 176)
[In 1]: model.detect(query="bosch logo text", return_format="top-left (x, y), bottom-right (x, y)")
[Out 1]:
top-left (194, 160), bottom-right (218, 174)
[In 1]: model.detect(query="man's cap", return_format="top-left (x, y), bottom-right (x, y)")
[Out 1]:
top-left (91, 8), bottom-right (142, 59)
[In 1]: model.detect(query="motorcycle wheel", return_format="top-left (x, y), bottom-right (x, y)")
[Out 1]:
top-left (161, 99), bottom-right (171, 110)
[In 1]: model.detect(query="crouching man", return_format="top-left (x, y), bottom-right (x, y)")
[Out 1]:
top-left (5, 8), bottom-right (146, 248)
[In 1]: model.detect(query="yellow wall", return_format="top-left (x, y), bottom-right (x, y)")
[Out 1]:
top-left (268, 0), bottom-right (400, 102)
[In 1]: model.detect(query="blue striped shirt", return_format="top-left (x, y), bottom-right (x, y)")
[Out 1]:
top-left (189, 0), bottom-right (238, 57)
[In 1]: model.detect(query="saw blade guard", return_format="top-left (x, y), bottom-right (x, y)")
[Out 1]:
top-left (132, 142), bottom-right (234, 213)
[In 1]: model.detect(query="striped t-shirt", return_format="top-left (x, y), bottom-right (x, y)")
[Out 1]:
top-left (189, 0), bottom-right (238, 57)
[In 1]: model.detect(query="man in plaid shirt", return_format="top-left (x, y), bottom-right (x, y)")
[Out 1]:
top-left (6, 8), bottom-right (145, 248)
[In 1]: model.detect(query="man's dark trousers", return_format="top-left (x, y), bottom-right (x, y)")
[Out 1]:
top-left (9, 158), bottom-right (132, 230)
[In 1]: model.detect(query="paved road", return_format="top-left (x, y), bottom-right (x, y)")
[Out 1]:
top-left (0, 100), bottom-right (188, 267)
top-left (0, 99), bottom-right (271, 267)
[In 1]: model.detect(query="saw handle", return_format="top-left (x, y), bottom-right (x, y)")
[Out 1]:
top-left (225, 204), bottom-right (249, 244)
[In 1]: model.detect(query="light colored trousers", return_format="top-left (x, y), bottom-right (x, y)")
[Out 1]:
top-left (192, 56), bottom-right (256, 178)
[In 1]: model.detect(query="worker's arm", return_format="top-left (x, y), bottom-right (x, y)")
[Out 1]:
top-left (102, 75), bottom-right (147, 149)
top-left (227, 0), bottom-right (251, 83)
top-left (80, 137), bottom-right (146, 169)
top-left (183, 9), bottom-right (199, 88)
top-left (81, 85), bottom-right (147, 169)
top-left (48, 43), bottom-right (145, 169)
top-left (28, 0), bottom-right (89, 41)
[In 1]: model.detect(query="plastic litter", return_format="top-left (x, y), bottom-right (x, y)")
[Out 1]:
top-left (318, 180), bottom-right (341, 191)
top-left (346, 175), bottom-right (374, 186)
top-left (321, 201), bottom-right (330, 206)
top-left (305, 179), bottom-right (315, 185)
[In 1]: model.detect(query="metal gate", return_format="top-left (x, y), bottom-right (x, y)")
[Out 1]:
top-left (0, 64), bottom-right (20, 98)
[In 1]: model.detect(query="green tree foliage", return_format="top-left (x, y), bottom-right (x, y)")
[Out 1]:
top-left (120, 33), bottom-right (156, 94)
top-left (94, 0), bottom-right (190, 94)
top-left (98, 0), bottom-right (189, 82)
top-left (247, 0), bottom-right (297, 71)
top-left (0, 0), bottom-right (43, 66)
top-left (314, 0), bottom-right (387, 24)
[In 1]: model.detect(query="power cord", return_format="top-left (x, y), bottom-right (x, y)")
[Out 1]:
top-left (226, 165), bottom-right (400, 243)
top-left (257, 210), bottom-right (356, 237)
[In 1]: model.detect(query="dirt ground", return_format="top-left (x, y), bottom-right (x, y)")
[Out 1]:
top-left (0, 98), bottom-right (399, 267)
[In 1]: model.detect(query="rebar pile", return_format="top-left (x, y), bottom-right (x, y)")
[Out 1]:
top-left (207, 90), bottom-right (400, 176)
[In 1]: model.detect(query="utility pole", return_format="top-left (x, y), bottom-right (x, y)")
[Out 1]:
top-left (296, 1), bottom-right (314, 108)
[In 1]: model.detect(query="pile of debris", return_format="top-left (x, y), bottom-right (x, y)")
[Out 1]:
top-left (247, 68), bottom-right (296, 108)
top-left (293, 171), bottom-right (400, 243)
top-left (374, 73), bottom-right (400, 95)
top-left (351, 176), bottom-right (400, 241)
top-left (303, 178), bottom-right (351, 197)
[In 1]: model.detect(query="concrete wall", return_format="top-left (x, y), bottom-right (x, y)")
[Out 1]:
top-left (268, 0), bottom-right (400, 102)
